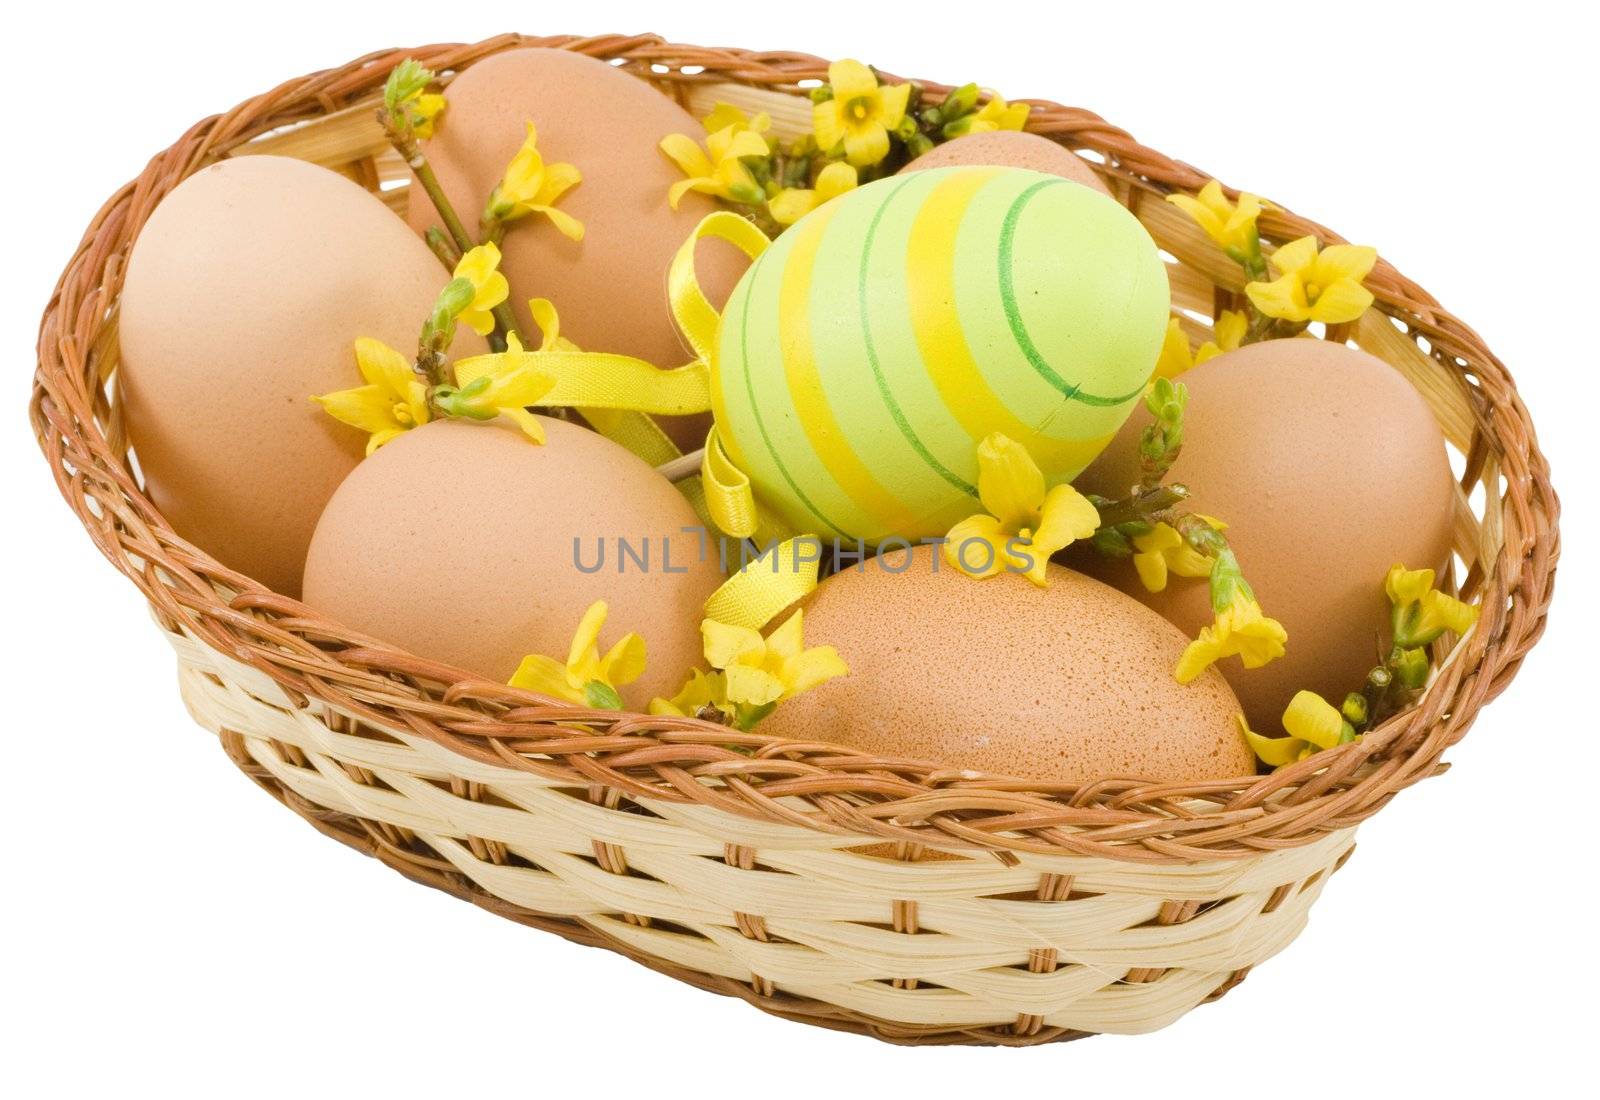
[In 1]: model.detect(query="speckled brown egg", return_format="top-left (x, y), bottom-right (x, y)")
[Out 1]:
top-left (118, 154), bottom-right (482, 597)
top-left (1074, 339), bottom-right (1456, 731)
top-left (760, 545), bottom-right (1253, 784)
top-left (901, 130), bottom-right (1111, 196)
top-left (408, 48), bottom-right (747, 451)
top-left (302, 416), bottom-right (721, 704)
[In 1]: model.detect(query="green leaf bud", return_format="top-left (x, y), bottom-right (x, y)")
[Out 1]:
top-left (584, 681), bottom-right (624, 710)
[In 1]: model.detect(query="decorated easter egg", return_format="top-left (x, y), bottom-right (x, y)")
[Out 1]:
top-left (713, 166), bottom-right (1168, 545)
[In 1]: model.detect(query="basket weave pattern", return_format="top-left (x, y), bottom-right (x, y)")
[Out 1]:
top-left (31, 33), bottom-right (1558, 1045)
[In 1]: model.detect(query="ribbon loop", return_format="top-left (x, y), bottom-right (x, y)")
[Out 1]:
top-left (669, 211), bottom-right (771, 365)
top-left (701, 426), bottom-right (761, 539)
top-left (704, 536), bottom-right (823, 631)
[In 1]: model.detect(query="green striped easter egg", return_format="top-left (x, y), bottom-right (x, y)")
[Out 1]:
top-left (712, 165), bottom-right (1169, 545)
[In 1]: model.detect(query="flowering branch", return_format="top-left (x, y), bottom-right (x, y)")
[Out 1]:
top-left (376, 60), bottom-right (526, 352)
top-left (311, 244), bottom-right (555, 451)
top-left (1164, 181), bottom-right (1378, 353)
top-left (660, 62), bottom-right (1032, 236)
top-left (377, 63), bottom-right (473, 254)
top-left (1087, 378), bottom-right (1286, 682)
top-left (1240, 565), bottom-right (1478, 768)
top-left (423, 226), bottom-right (463, 270)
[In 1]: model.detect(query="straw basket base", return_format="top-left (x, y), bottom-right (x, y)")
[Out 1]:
top-left (166, 619), bottom-right (1357, 1046)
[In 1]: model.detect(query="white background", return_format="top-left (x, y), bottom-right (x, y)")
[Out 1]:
top-left (5, 2), bottom-right (1592, 1095)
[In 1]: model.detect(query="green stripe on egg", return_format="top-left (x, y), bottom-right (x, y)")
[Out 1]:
top-left (712, 165), bottom-right (1168, 545)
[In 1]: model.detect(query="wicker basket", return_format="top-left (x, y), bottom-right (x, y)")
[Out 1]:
top-left (30, 32), bottom-right (1558, 1046)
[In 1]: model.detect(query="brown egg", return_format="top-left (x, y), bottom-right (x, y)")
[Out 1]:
top-left (303, 416), bottom-right (721, 704)
top-left (118, 155), bottom-right (481, 597)
top-left (901, 130), bottom-right (1111, 196)
top-left (1074, 339), bottom-right (1455, 731)
top-left (761, 545), bottom-right (1253, 784)
top-left (409, 48), bottom-right (746, 452)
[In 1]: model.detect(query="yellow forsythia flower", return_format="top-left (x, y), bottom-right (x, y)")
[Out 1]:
top-left (1211, 309), bottom-right (1247, 353)
top-left (1174, 590), bottom-right (1288, 684)
top-left (1283, 689), bottom-right (1350, 749)
top-left (510, 601), bottom-right (646, 709)
top-left (1239, 690), bottom-right (1354, 767)
top-left (1152, 310), bottom-right (1246, 380)
top-left (1131, 520), bottom-right (1219, 593)
top-left (485, 122), bottom-right (584, 240)
top-left (410, 92), bottom-right (446, 139)
top-left (384, 61), bottom-right (445, 138)
top-left (1167, 180), bottom-right (1264, 260)
top-left (701, 610), bottom-right (848, 709)
top-left (1153, 318), bottom-right (1193, 380)
top-left (701, 102), bottom-right (771, 138)
top-left (311, 337), bottom-right (429, 455)
top-left (659, 106), bottom-right (770, 208)
top-left (1246, 235), bottom-right (1377, 324)
top-left (523, 297), bottom-right (580, 353)
top-left (943, 433), bottom-right (1101, 587)
top-left (812, 59), bottom-right (912, 167)
top-left (1385, 564), bottom-right (1436, 606)
top-left (1238, 714), bottom-right (1299, 766)
top-left (1386, 563), bottom-right (1478, 647)
top-left (647, 668), bottom-right (730, 719)
top-left (442, 347), bottom-right (556, 443)
top-left (949, 91), bottom-right (1030, 136)
top-left (768, 161), bottom-right (859, 226)
top-left (451, 243), bottom-right (510, 337)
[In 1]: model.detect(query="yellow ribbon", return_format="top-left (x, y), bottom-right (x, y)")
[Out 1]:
top-left (704, 536), bottom-right (824, 631)
top-left (449, 217), bottom-right (768, 434)
top-left (700, 426), bottom-right (760, 539)
top-left (527, 299), bottom-right (686, 468)
top-left (666, 214), bottom-right (773, 541)
top-left (669, 210), bottom-right (771, 361)
top-left (580, 406), bottom-right (679, 467)
top-left (447, 215), bottom-right (780, 551)
top-left (451, 213), bottom-right (770, 422)
top-left (700, 426), bottom-right (800, 546)
top-left (453, 349), bottom-right (711, 415)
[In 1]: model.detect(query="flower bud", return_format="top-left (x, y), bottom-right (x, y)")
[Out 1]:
top-left (943, 82), bottom-right (980, 117)
top-left (1391, 646), bottom-right (1431, 690)
top-left (1341, 692), bottom-right (1368, 727)
top-left (383, 59), bottom-right (434, 114)
top-left (431, 375), bottom-right (497, 421)
top-left (584, 680), bottom-right (624, 710)
top-left (1091, 527), bottom-right (1132, 557)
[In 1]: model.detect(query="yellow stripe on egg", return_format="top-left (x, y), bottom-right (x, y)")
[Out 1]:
top-left (777, 200), bottom-right (924, 541)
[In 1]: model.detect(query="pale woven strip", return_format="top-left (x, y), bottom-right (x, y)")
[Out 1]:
top-left (170, 623), bottom-right (1353, 1036)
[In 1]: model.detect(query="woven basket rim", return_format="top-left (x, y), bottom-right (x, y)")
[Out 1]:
top-left (30, 31), bottom-right (1561, 864)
